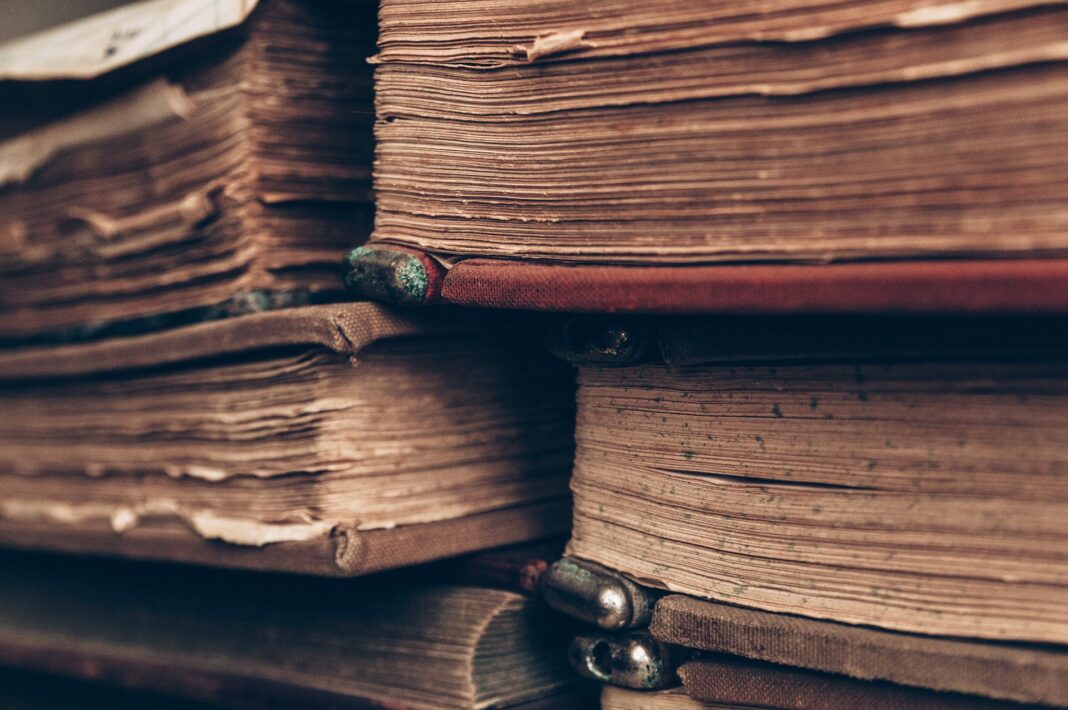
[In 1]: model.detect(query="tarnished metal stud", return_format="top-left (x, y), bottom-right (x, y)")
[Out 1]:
top-left (569, 630), bottom-right (677, 689)
top-left (547, 316), bottom-right (652, 365)
top-left (538, 557), bottom-right (657, 630)
top-left (342, 245), bottom-right (443, 305)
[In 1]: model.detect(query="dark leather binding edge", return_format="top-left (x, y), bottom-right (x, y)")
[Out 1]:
top-left (650, 594), bottom-right (1068, 706)
top-left (435, 258), bottom-right (1068, 314)
top-left (0, 302), bottom-right (527, 380)
top-left (0, 303), bottom-right (418, 379)
top-left (0, 499), bottom-right (571, 577)
top-left (650, 313), bottom-right (1068, 365)
top-left (678, 657), bottom-right (1036, 710)
top-left (546, 313), bottom-right (1068, 365)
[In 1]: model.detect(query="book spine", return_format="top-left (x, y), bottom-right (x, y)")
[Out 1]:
top-left (346, 250), bottom-right (1068, 313)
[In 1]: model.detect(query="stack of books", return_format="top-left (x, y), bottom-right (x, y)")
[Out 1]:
top-left (0, 1), bottom-right (583, 707)
top-left (354, 0), bottom-right (1068, 708)
top-left (350, 0), bottom-right (1068, 314)
top-left (546, 317), bottom-right (1068, 708)
top-left (1, 0), bottom-right (1067, 708)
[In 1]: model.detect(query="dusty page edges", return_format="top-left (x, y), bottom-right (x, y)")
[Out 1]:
top-left (0, 78), bottom-right (193, 188)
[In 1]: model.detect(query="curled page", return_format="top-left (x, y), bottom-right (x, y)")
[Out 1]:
top-left (0, 0), bottom-right (259, 81)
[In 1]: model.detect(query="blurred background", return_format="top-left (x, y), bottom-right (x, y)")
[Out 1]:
top-left (2, 0), bottom-right (131, 42)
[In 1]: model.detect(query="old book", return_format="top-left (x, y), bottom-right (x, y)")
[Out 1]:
top-left (675, 657), bottom-right (1037, 710)
top-left (0, 550), bottom-right (586, 709)
top-left (0, 303), bottom-right (575, 574)
top-left (600, 659), bottom-right (1037, 710)
top-left (542, 557), bottom-right (1068, 706)
top-left (650, 594), bottom-right (1068, 707)
top-left (0, 0), bottom-right (374, 340)
top-left (565, 342), bottom-right (1068, 644)
top-left (370, 1), bottom-right (1068, 266)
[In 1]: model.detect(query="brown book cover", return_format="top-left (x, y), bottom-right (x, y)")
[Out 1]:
top-left (0, 303), bottom-right (575, 575)
top-left (651, 594), bottom-right (1068, 707)
top-left (675, 656), bottom-right (1038, 710)
top-left (0, 550), bottom-right (588, 710)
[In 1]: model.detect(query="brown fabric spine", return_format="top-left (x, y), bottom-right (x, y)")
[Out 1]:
top-left (438, 258), bottom-right (1068, 314)
top-left (0, 304), bottom-right (424, 379)
top-left (333, 500), bottom-right (572, 577)
top-left (0, 303), bottom-right (529, 380)
top-left (678, 657), bottom-right (1035, 710)
top-left (0, 500), bottom-right (571, 577)
top-left (651, 595), bottom-right (1068, 707)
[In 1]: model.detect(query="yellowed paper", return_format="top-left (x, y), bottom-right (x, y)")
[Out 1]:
top-left (0, 0), bottom-right (260, 80)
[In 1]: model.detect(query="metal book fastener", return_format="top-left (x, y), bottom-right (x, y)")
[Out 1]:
top-left (546, 315), bottom-right (653, 365)
top-left (538, 557), bottom-right (658, 630)
top-left (569, 629), bottom-right (678, 690)
top-left (342, 245), bottom-right (443, 306)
